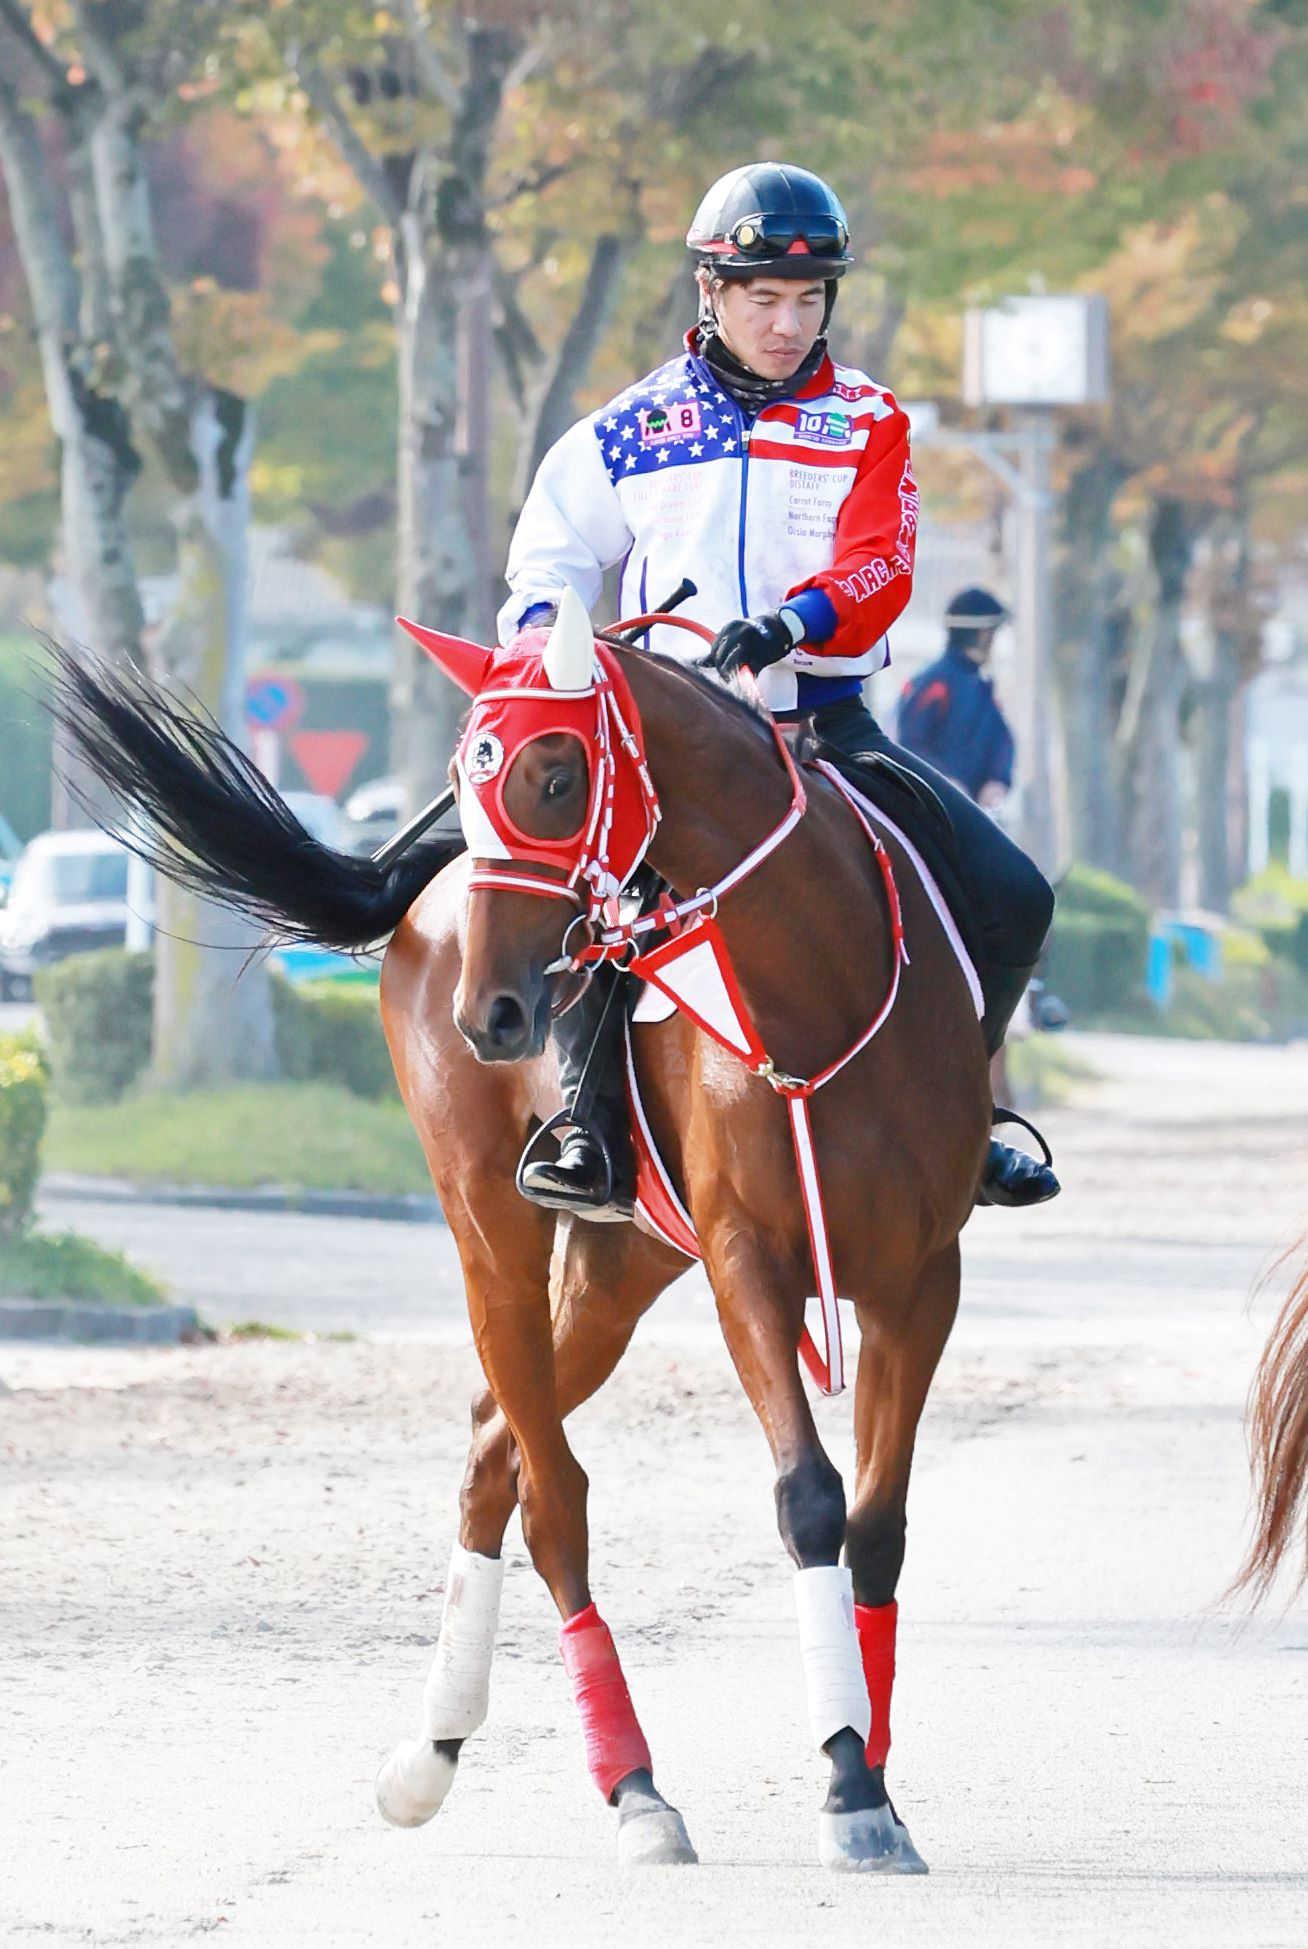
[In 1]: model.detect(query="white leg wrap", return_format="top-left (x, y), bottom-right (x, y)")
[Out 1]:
top-left (420, 1545), bottom-right (505, 1741)
top-left (794, 1565), bottom-right (871, 1751)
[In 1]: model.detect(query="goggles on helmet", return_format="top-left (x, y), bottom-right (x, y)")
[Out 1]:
top-left (725, 212), bottom-right (848, 258)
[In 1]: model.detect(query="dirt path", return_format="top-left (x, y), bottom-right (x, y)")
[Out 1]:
top-left (2, 1034), bottom-right (1306, 1946)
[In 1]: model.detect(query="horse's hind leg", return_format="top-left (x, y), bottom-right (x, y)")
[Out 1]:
top-left (707, 1232), bottom-right (907, 1871)
top-left (838, 1240), bottom-right (962, 1874)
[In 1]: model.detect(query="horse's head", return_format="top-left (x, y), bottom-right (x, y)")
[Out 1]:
top-left (398, 589), bottom-right (658, 1063)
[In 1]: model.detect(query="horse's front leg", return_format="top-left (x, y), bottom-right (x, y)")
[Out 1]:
top-left (706, 1224), bottom-right (916, 1873)
top-left (378, 1211), bottom-right (695, 1864)
top-left (475, 1226), bottom-right (696, 1865)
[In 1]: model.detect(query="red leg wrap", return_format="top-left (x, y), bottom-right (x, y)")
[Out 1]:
top-left (854, 1599), bottom-right (898, 1771)
top-left (559, 1602), bottom-right (652, 1802)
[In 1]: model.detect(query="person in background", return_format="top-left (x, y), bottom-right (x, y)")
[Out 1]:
top-left (895, 586), bottom-right (1014, 809)
top-left (897, 586), bottom-right (1067, 1054)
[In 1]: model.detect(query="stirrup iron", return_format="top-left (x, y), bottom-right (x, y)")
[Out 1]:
top-left (516, 1109), bottom-right (615, 1209)
top-left (990, 1103), bottom-right (1054, 1170)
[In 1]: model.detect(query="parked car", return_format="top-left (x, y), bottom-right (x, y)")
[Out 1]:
top-left (343, 775), bottom-right (402, 856)
top-left (0, 829), bottom-right (134, 1000)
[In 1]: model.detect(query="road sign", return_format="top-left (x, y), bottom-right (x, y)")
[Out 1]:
top-left (244, 672), bottom-right (306, 735)
top-left (290, 729), bottom-right (368, 798)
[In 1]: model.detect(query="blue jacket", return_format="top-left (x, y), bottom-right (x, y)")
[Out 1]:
top-left (895, 646), bottom-right (1014, 800)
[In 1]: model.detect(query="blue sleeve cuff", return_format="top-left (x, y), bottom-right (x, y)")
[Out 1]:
top-left (518, 599), bottom-right (557, 630)
top-left (783, 588), bottom-right (839, 645)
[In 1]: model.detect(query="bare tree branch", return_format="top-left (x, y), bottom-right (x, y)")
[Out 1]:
top-left (0, 0), bottom-right (70, 96)
top-left (68, 0), bottom-right (130, 97)
top-left (0, 67), bottom-right (80, 343)
top-left (504, 21), bottom-right (556, 95)
top-left (490, 155), bottom-right (575, 209)
top-left (491, 260), bottom-right (544, 404)
top-left (516, 227), bottom-right (632, 498)
top-left (290, 49), bottom-right (404, 228)
top-left (399, 0), bottom-right (458, 110)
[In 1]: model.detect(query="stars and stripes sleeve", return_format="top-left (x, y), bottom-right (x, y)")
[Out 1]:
top-left (783, 395), bottom-right (919, 658)
top-left (497, 417), bottom-right (634, 646)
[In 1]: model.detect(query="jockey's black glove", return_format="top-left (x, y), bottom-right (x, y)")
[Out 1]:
top-left (708, 610), bottom-right (799, 678)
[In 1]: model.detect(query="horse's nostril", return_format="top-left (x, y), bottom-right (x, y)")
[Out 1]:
top-left (486, 993), bottom-right (528, 1049)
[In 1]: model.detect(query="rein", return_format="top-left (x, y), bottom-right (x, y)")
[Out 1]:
top-left (552, 626), bottom-right (907, 1397)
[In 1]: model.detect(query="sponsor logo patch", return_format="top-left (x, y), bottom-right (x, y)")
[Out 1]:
top-left (797, 408), bottom-right (854, 447)
top-left (466, 732), bottom-right (504, 784)
top-left (638, 399), bottom-right (702, 445)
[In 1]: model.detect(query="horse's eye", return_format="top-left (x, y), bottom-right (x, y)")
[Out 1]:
top-left (545, 771), bottom-right (572, 800)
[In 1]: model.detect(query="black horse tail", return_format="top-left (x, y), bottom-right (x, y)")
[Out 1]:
top-left (47, 641), bottom-right (464, 951)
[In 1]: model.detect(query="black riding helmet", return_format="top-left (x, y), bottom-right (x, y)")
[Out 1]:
top-left (686, 162), bottom-right (853, 279)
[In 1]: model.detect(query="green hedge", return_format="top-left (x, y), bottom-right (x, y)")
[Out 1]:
top-left (1232, 867), bottom-right (1308, 977)
top-left (1044, 865), bottom-right (1151, 1018)
top-left (35, 951), bottom-right (396, 1104)
top-left (271, 975), bottom-right (396, 1100)
top-left (0, 1031), bottom-right (49, 1238)
top-left (35, 950), bottom-right (154, 1105)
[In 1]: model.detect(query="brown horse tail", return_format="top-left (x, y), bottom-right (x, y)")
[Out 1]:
top-left (1235, 1246), bottom-right (1308, 1602)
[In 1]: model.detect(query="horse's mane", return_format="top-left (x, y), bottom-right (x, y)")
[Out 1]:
top-left (607, 639), bottom-right (774, 738)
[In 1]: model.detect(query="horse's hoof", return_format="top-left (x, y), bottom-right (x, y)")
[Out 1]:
top-left (617, 1805), bottom-right (699, 1866)
top-left (375, 1737), bottom-right (457, 1828)
top-left (818, 1804), bottom-right (929, 1874)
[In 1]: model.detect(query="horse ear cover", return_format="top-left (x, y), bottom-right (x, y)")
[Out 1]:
top-left (542, 585), bottom-right (595, 692)
top-left (396, 616), bottom-right (492, 695)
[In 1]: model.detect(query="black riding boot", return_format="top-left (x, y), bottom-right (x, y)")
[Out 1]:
top-left (976, 960), bottom-right (1061, 1208)
top-left (517, 963), bottom-right (635, 1220)
top-left (806, 699), bottom-right (1059, 1209)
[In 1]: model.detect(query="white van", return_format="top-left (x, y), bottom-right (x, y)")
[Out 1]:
top-left (0, 829), bottom-right (139, 999)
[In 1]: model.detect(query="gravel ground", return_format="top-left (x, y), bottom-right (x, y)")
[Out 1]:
top-left (2, 1033), bottom-right (1306, 1947)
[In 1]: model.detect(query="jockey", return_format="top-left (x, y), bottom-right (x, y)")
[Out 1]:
top-left (499, 161), bottom-right (1059, 1218)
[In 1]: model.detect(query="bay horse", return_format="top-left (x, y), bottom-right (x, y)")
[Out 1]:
top-left (51, 590), bottom-right (991, 1872)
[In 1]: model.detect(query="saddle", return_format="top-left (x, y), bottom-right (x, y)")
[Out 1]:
top-left (806, 739), bottom-right (988, 986)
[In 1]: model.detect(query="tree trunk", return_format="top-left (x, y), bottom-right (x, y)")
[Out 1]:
top-left (1053, 444), bottom-right (1128, 874)
top-left (1120, 498), bottom-right (1200, 908)
top-left (391, 201), bottom-right (481, 810)
top-left (0, 72), bottom-right (145, 826)
top-left (146, 392), bottom-right (276, 1087)
top-left (390, 23), bottom-right (519, 813)
top-left (1193, 643), bottom-right (1237, 915)
top-left (1195, 500), bottom-right (1256, 913)
top-left (87, 67), bottom-right (274, 1083)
